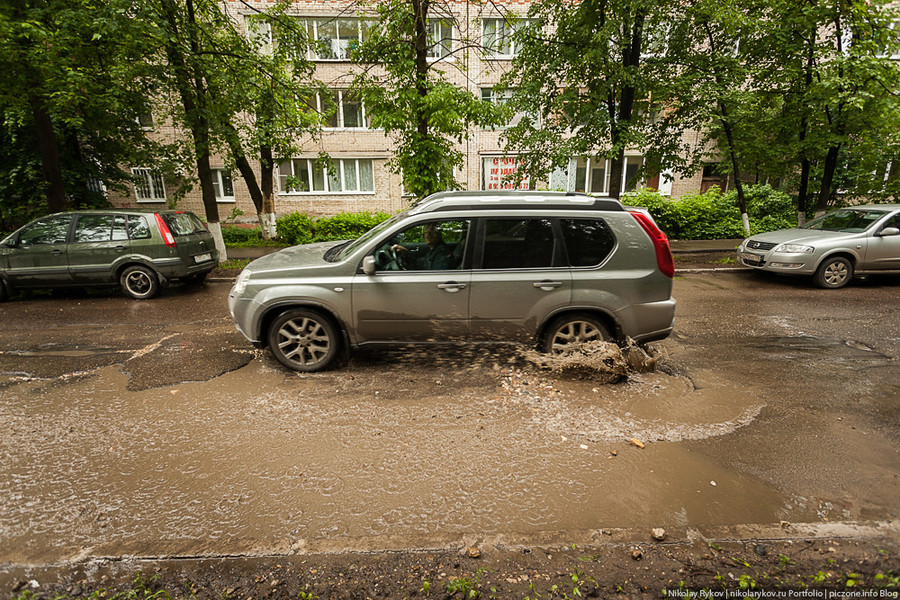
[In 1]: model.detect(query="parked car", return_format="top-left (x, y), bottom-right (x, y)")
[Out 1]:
top-left (737, 204), bottom-right (900, 289)
top-left (0, 209), bottom-right (218, 301)
top-left (228, 191), bottom-right (676, 372)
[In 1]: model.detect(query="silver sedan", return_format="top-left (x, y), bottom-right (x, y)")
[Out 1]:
top-left (737, 204), bottom-right (900, 288)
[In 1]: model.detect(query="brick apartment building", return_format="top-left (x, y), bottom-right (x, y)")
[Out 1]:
top-left (114, 0), bottom-right (712, 221)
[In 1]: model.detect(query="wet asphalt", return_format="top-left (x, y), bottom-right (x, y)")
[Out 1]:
top-left (0, 269), bottom-right (898, 574)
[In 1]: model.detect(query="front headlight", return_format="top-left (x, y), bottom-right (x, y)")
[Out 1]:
top-left (775, 243), bottom-right (815, 254)
top-left (232, 269), bottom-right (251, 296)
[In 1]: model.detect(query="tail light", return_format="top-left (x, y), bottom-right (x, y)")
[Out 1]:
top-left (628, 209), bottom-right (674, 278)
top-left (154, 213), bottom-right (177, 248)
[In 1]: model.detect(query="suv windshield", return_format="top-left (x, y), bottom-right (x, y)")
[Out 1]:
top-left (330, 212), bottom-right (407, 262)
top-left (801, 209), bottom-right (888, 233)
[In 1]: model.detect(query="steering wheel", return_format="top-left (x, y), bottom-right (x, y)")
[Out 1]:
top-left (389, 245), bottom-right (411, 270)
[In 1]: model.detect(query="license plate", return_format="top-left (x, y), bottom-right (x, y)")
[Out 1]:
top-left (742, 253), bottom-right (763, 265)
top-left (194, 253), bottom-right (212, 264)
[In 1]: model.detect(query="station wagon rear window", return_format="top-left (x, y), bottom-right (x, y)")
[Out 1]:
top-left (161, 212), bottom-right (207, 236)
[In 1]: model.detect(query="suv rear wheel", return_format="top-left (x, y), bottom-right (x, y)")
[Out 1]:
top-left (267, 308), bottom-right (340, 372)
top-left (120, 265), bottom-right (160, 299)
top-left (542, 313), bottom-right (611, 354)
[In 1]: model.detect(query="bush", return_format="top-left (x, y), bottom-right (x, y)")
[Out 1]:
top-left (274, 210), bottom-right (393, 246)
top-left (623, 184), bottom-right (798, 240)
top-left (314, 211), bottom-right (392, 242)
top-left (275, 212), bottom-right (316, 246)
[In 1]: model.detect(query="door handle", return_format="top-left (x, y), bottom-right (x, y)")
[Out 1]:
top-left (533, 280), bottom-right (563, 290)
top-left (50, 249), bottom-right (64, 256)
top-left (437, 282), bottom-right (467, 292)
top-left (115, 245), bottom-right (126, 251)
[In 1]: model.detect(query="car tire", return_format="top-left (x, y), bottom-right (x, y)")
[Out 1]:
top-left (814, 256), bottom-right (853, 289)
top-left (267, 308), bottom-right (340, 372)
top-left (120, 265), bottom-right (161, 299)
top-left (542, 313), bottom-right (611, 354)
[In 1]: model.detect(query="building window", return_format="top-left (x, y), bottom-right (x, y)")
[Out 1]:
top-left (131, 167), bottom-right (166, 202)
top-left (483, 17), bottom-right (530, 58)
top-left (427, 19), bottom-right (453, 59)
top-left (573, 156), bottom-right (644, 195)
top-left (315, 90), bottom-right (369, 129)
top-left (483, 156), bottom-right (530, 190)
top-left (213, 169), bottom-right (235, 202)
top-left (279, 158), bottom-right (375, 194)
top-left (481, 87), bottom-right (535, 128)
top-left (302, 17), bottom-right (372, 60)
top-left (137, 111), bottom-right (154, 129)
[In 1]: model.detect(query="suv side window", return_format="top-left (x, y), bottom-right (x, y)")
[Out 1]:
top-left (128, 216), bottom-right (152, 239)
top-left (560, 218), bottom-right (616, 267)
top-left (18, 216), bottom-right (72, 246)
top-left (74, 215), bottom-right (114, 243)
top-left (481, 218), bottom-right (555, 269)
top-left (375, 219), bottom-right (469, 271)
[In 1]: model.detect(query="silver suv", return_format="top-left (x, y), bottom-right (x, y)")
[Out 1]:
top-left (228, 191), bottom-right (676, 371)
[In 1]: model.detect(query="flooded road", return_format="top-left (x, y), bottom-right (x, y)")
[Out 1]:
top-left (1, 273), bottom-right (898, 567)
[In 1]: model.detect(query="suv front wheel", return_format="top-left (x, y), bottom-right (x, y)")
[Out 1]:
top-left (542, 313), bottom-right (611, 354)
top-left (267, 308), bottom-right (340, 372)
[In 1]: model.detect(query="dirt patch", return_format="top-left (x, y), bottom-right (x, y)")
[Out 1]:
top-left (674, 251), bottom-right (738, 270)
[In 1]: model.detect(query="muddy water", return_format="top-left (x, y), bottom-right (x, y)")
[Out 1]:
top-left (0, 353), bottom-right (817, 564)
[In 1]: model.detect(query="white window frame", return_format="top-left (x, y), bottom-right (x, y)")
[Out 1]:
top-left (213, 169), bottom-right (235, 203)
top-left (427, 18), bottom-right (454, 59)
top-left (573, 156), bottom-right (645, 195)
top-left (302, 17), bottom-right (371, 61)
top-left (482, 17), bottom-right (531, 58)
top-left (131, 167), bottom-right (166, 203)
top-left (279, 158), bottom-right (375, 195)
top-left (481, 87), bottom-right (536, 129)
top-left (316, 90), bottom-right (369, 129)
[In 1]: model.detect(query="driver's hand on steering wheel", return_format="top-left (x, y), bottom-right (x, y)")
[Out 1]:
top-left (391, 244), bottom-right (408, 253)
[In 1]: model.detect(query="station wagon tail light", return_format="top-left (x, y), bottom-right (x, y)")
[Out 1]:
top-left (154, 213), bottom-right (177, 248)
top-left (628, 209), bottom-right (674, 278)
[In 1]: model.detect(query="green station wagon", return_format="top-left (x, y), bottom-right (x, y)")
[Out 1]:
top-left (0, 209), bottom-right (218, 300)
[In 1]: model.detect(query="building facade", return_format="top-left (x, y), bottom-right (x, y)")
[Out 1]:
top-left (113, 0), bottom-right (711, 221)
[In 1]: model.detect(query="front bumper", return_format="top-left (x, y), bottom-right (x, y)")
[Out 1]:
top-left (736, 248), bottom-right (816, 274)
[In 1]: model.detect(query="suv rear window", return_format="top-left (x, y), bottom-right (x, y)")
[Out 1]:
top-left (161, 212), bottom-right (206, 236)
top-left (560, 219), bottom-right (616, 266)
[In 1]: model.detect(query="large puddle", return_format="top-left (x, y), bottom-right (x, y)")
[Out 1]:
top-left (0, 347), bottom-right (826, 565)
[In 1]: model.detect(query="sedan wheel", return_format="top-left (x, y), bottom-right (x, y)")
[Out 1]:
top-left (120, 265), bottom-right (160, 299)
top-left (268, 309), bottom-right (340, 372)
top-left (542, 314), bottom-right (611, 354)
top-left (814, 256), bottom-right (853, 289)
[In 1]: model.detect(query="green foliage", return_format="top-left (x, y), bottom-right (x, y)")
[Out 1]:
top-left (622, 185), bottom-right (797, 240)
top-left (315, 211), bottom-right (393, 242)
top-left (275, 212), bottom-right (317, 246)
top-left (221, 226), bottom-right (286, 248)
top-left (274, 211), bottom-right (392, 246)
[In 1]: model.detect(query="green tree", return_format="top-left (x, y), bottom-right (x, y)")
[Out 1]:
top-left (351, 0), bottom-right (506, 200)
top-left (211, 4), bottom-right (324, 239)
top-left (744, 0), bottom-right (900, 220)
top-left (500, 0), bottom-right (694, 199)
top-left (0, 0), bottom-right (164, 226)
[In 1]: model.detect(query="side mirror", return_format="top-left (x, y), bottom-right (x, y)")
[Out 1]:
top-left (362, 255), bottom-right (377, 276)
top-left (878, 226), bottom-right (899, 237)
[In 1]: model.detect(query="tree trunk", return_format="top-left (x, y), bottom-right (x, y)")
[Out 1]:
top-left (29, 94), bottom-right (67, 213)
top-left (816, 145), bottom-right (840, 217)
top-left (260, 144), bottom-right (276, 239)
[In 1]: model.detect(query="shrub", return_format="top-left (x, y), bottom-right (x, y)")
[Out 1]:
top-left (275, 212), bottom-right (316, 246)
top-left (623, 184), bottom-right (798, 240)
top-left (314, 211), bottom-right (392, 242)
